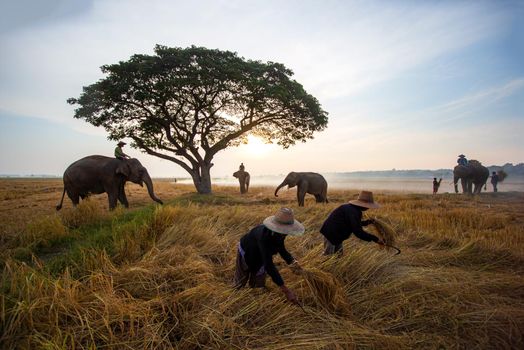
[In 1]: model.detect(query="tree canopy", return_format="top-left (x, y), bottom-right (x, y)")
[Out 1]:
top-left (68, 45), bottom-right (328, 193)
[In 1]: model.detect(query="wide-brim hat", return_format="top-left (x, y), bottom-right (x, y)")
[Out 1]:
top-left (458, 154), bottom-right (465, 158)
top-left (263, 207), bottom-right (305, 236)
top-left (349, 190), bottom-right (380, 209)
top-left (118, 141), bottom-right (126, 146)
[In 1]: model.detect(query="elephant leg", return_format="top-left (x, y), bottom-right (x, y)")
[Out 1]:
top-left (314, 194), bottom-right (323, 203)
top-left (67, 190), bottom-right (80, 207)
top-left (107, 188), bottom-right (119, 210)
top-left (118, 191), bottom-right (129, 208)
top-left (297, 188), bottom-right (306, 207)
top-left (461, 179), bottom-right (467, 193)
top-left (118, 181), bottom-right (129, 208)
top-left (240, 180), bottom-right (246, 194)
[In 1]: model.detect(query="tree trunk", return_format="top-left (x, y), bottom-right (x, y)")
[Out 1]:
top-left (192, 163), bottom-right (213, 194)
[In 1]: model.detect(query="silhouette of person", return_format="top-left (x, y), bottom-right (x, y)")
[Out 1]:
top-left (239, 162), bottom-right (245, 171)
top-left (115, 141), bottom-right (131, 160)
top-left (320, 191), bottom-right (384, 256)
top-left (490, 171), bottom-right (499, 192)
top-left (433, 178), bottom-right (442, 195)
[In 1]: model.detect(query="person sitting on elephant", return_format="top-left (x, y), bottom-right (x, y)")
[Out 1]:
top-left (239, 162), bottom-right (245, 171)
top-left (320, 190), bottom-right (384, 255)
top-left (457, 154), bottom-right (468, 166)
top-left (115, 141), bottom-right (131, 161)
top-left (490, 171), bottom-right (499, 192)
top-left (234, 207), bottom-right (304, 305)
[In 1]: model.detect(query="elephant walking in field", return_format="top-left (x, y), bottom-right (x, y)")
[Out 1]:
top-left (233, 169), bottom-right (250, 194)
top-left (56, 155), bottom-right (163, 210)
top-left (453, 160), bottom-right (489, 195)
top-left (274, 172), bottom-right (328, 207)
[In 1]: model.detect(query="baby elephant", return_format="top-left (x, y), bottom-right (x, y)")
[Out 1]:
top-left (274, 172), bottom-right (328, 206)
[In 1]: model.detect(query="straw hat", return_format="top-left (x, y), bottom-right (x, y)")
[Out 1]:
top-left (263, 207), bottom-right (305, 236)
top-left (349, 190), bottom-right (380, 209)
top-left (118, 141), bottom-right (126, 146)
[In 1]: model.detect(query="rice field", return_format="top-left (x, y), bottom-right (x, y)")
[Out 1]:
top-left (1, 179), bottom-right (523, 349)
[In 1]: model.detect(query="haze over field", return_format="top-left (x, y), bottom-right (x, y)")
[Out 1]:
top-left (0, 0), bottom-right (523, 178)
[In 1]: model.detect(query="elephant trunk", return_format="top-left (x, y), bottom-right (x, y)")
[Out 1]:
top-left (274, 181), bottom-right (287, 197)
top-left (143, 172), bottom-right (163, 205)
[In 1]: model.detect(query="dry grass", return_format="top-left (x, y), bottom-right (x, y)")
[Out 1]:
top-left (1, 179), bottom-right (524, 349)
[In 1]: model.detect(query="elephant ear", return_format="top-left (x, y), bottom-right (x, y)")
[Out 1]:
top-left (116, 162), bottom-right (130, 177)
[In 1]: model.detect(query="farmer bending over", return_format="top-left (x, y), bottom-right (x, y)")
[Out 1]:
top-left (321, 190), bottom-right (384, 255)
top-left (234, 207), bottom-right (304, 304)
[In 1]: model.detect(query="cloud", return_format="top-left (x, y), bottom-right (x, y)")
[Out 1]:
top-left (0, 0), bottom-right (511, 124)
top-left (426, 78), bottom-right (524, 123)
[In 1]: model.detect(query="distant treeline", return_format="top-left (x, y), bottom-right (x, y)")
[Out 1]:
top-left (329, 163), bottom-right (524, 179)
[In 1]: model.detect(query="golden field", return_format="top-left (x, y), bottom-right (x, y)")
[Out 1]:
top-left (1, 178), bottom-right (523, 349)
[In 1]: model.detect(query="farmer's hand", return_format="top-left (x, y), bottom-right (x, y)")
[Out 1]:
top-left (280, 285), bottom-right (299, 305)
top-left (290, 260), bottom-right (303, 275)
top-left (362, 218), bottom-right (375, 226)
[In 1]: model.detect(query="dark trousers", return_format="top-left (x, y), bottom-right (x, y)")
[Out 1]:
top-left (323, 237), bottom-right (344, 255)
top-left (233, 250), bottom-right (266, 289)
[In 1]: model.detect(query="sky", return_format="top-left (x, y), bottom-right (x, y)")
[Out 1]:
top-left (0, 0), bottom-right (523, 178)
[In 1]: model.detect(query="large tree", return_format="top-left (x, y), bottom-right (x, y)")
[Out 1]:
top-left (68, 45), bottom-right (328, 194)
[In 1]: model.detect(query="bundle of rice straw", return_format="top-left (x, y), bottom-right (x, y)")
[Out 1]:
top-left (300, 268), bottom-right (351, 315)
top-left (497, 170), bottom-right (507, 182)
top-left (370, 216), bottom-right (397, 246)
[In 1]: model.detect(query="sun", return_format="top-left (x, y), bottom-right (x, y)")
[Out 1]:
top-left (244, 135), bottom-right (274, 156)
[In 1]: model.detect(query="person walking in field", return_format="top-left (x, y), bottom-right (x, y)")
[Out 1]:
top-left (490, 171), bottom-right (499, 192)
top-left (433, 178), bottom-right (442, 194)
top-left (115, 141), bottom-right (131, 160)
top-left (320, 190), bottom-right (384, 255)
top-left (234, 207), bottom-right (304, 304)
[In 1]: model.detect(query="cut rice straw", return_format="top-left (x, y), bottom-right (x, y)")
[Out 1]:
top-left (371, 216), bottom-right (397, 246)
top-left (299, 267), bottom-right (351, 316)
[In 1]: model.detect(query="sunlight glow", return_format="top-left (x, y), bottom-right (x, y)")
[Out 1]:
top-left (244, 135), bottom-right (275, 156)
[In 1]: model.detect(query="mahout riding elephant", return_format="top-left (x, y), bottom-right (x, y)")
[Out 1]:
top-left (233, 169), bottom-right (250, 194)
top-left (274, 171), bottom-right (328, 206)
top-left (56, 155), bottom-right (163, 210)
top-left (453, 160), bottom-right (489, 195)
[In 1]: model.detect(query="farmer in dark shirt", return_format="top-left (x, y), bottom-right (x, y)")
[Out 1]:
top-left (234, 207), bottom-right (304, 304)
top-left (115, 141), bottom-right (130, 160)
top-left (320, 190), bottom-right (384, 255)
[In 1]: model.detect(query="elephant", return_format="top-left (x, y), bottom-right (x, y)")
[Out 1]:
top-left (233, 169), bottom-right (250, 194)
top-left (274, 172), bottom-right (328, 207)
top-left (453, 160), bottom-right (489, 195)
top-left (56, 155), bottom-right (163, 210)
